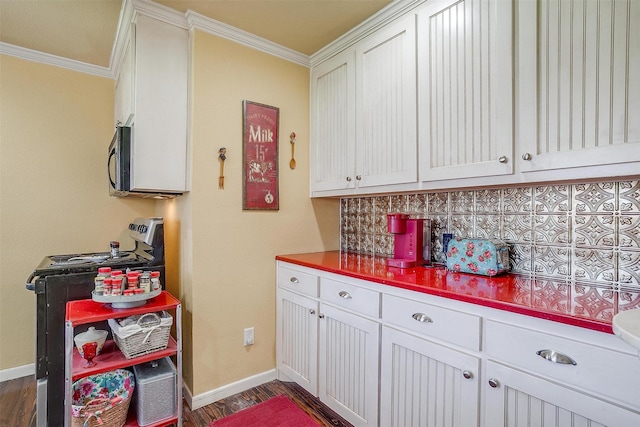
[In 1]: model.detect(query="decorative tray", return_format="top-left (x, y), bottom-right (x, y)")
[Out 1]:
top-left (92, 289), bottom-right (161, 309)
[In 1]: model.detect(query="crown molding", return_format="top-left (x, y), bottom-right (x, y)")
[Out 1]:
top-left (186, 10), bottom-right (310, 68)
top-left (310, 0), bottom-right (426, 67)
top-left (0, 42), bottom-right (112, 78)
top-left (132, 0), bottom-right (188, 29)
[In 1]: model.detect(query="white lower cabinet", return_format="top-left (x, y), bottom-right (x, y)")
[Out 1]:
top-left (484, 360), bottom-right (640, 427)
top-left (276, 261), bottom-right (640, 427)
top-left (319, 304), bottom-right (380, 427)
top-left (483, 318), bottom-right (640, 427)
top-left (276, 288), bottom-right (318, 396)
top-left (380, 326), bottom-right (480, 427)
top-left (276, 263), bottom-right (380, 427)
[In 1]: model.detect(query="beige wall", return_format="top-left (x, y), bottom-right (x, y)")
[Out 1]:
top-left (181, 31), bottom-right (339, 395)
top-left (0, 55), bottom-right (157, 370)
top-left (0, 34), bottom-right (339, 398)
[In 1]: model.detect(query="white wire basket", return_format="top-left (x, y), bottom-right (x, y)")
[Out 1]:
top-left (108, 311), bottom-right (173, 359)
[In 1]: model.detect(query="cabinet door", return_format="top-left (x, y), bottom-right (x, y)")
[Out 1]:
top-left (518, 0), bottom-right (640, 173)
top-left (417, 0), bottom-right (513, 181)
top-left (131, 14), bottom-right (188, 193)
top-left (310, 50), bottom-right (356, 193)
top-left (484, 361), bottom-right (640, 427)
top-left (318, 304), bottom-right (379, 427)
top-left (114, 25), bottom-right (134, 127)
top-left (380, 327), bottom-right (480, 427)
top-left (355, 15), bottom-right (418, 188)
top-left (276, 288), bottom-right (319, 396)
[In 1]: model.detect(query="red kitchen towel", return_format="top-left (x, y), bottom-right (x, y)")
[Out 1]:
top-left (210, 394), bottom-right (319, 427)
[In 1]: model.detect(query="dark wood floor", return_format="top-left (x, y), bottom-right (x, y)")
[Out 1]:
top-left (0, 375), bottom-right (353, 427)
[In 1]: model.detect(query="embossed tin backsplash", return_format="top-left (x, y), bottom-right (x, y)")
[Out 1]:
top-left (340, 180), bottom-right (640, 289)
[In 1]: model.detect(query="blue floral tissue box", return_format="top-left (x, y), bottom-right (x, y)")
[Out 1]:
top-left (446, 238), bottom-right (510, 276)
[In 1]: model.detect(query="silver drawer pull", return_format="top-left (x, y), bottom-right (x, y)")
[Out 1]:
top-left (309, 309), bottom-right (316, 315)
top-left (488, 378), bottom-right (500, 388)
top-left (536, 349), bottom-right (577, 366)
top-left (290, 277), bottom-right (300, 284)
top-left (462, 370), bottom-right (473, 380)
top-left (412, 313), bottom-right (433, 323)
top-left (338, 291), bottom-right (352, 299)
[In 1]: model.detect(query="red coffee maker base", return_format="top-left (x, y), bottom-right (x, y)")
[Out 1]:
top-left (386, 258), bottom-right (418, 268)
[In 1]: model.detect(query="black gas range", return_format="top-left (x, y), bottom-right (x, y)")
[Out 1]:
top-left (25, 217), bottom-right (166, 427)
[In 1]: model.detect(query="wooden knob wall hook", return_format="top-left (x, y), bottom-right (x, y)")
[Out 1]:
top-left (218, 147), bottom-right (227, 189)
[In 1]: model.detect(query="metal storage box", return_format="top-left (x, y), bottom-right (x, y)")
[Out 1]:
top-left (132, 357), bottom-right (176, 426)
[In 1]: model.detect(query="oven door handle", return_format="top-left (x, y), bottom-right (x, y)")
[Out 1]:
top-left (25, 272), bottom-right (36, 291)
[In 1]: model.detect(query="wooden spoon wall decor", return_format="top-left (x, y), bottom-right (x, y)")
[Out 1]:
top-left (218, 147), bottom-right (227, 189)
top-left (289, 132), bottom-right (296, 170)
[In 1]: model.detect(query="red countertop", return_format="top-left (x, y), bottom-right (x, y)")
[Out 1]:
top-left (276, 251), bottom-right (640, 334)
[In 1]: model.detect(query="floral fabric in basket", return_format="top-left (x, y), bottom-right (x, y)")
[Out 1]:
top-left (72, 369), bottom-right (134, 423)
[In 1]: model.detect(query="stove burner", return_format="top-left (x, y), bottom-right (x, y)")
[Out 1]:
top-left (50, 253), bottom-right (137, 264)
top-left (39, 252), bottom-right (140, 271)
top-left (50, 255), bottom-right (109, 265)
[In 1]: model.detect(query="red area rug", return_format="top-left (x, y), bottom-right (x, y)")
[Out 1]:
top-left (209, 395), bottom-right (319, 427)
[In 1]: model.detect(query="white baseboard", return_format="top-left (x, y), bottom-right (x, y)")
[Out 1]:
top-left (184, 369), bottom-right (277, 410)
top-left (0, 363), bottom-right (35, 383)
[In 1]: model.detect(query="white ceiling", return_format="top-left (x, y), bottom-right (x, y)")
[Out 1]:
top-left (0, 0), bottom-right (394, 68)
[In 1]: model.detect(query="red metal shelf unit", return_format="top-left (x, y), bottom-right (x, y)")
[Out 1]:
top-left (64, 291), bottom-right (182, 427)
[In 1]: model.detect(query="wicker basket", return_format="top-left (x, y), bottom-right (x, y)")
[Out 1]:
top-left (108, 311), bottom-right (173, 359)
top-left (71, 369), bottom-right (134, 427)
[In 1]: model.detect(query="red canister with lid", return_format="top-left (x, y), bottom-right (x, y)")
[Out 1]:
top-left (111, 278), bottom-right (123, 295)
top-left (150, 271), bottom-right (161, 291)
top-left (103, 278), bottom-right (113, 296)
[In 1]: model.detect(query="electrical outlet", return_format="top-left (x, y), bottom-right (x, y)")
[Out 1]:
top-left (243, 327), bottom-right (254, 346)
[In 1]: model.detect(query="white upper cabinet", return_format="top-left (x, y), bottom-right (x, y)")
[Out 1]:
top-left (417, 0), bottom-right (514, 182)
top-left (113, 13), bottom-right (189, 195)
top-left (310, 50), bottom-right (356, 193)
top-left (310, 15), bottom-right (417, 196)
top-left (518, 0), bottom-right (640, 173)
top-left (354, 15), bottom-right (418, 189)
top-left (114, 34), bottom-right (134, 127)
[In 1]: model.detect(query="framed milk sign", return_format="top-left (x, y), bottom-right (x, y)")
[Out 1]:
top-left (242, 100), bottom-right (279, 210)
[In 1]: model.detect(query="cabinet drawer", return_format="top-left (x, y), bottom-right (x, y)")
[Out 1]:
top-left (382, 294), bottom-right (481, 351)
top-left (320, 278), bottom-right (380, 318)
top-left (278, 266), bottom-right (318, 297)
top-left (485, 320), bottom-right (640, 409)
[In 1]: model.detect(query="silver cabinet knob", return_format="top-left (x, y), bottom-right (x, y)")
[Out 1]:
top-left (355, 175), bottom-right (362, 181)
top-left (338, 291), bottom-right (352, 299)
top-left (290, 277), bottom-right (299, 284)
top-left (498, 156), bottom-right (508, 163)
top-left (488, 378), bottom-right (500, 388)
top-left (462, 370), bottom-right (473, 379)
top-left (536, 349), bottom-right (577, 365)
top-left (318, 314), bottom-right (325, 319)
top-left (412, 313), bottom-right (433, 323)
top-left (309, 309), bottom-right (316, 315)
top-left (522, 152), bottom-right (532, 161)
top-left (346, 176), bottom-right (352, 182)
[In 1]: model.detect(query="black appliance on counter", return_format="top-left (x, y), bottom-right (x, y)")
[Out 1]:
top-left (25, 217), bottom-right (166, 427)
